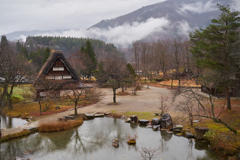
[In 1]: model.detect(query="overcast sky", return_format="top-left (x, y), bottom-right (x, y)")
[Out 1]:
top-left (0, 0), bottom-right (166, 35)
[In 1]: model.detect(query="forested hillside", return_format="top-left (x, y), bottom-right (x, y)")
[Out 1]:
top-left (25, 36), bottom-right (120, 58)
top-left (20, 36), bottom-right (122, 72)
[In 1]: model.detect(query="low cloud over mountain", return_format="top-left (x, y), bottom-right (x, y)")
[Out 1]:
top-left (6, 0), bottom-right (239, 47)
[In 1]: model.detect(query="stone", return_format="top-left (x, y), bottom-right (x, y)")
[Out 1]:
top-left (152, 125), bottom-right (160, 131)
top-left (15, 158), bottom-right (30, 160)
top-left (193, 120), bottom-right (200, 123)
top-left (175, 133), bottom-right (183, 136)
top-left (175, 125), bottom-right (183, 128)
top-left (22, 150), bottom-right (33, 154)
top-left (160, 113), bottom-right (173, 129)
top-left (25, 127), bottom-right (38, 133)
top-left (185, 132), bottom-right (194, 138)
top-left (173, 127), bottom-right (182, 132)
top-left (127, 140), bottom-right (136, 145)
top-left (112, 139), bottom-right (119, 148)
top-left (166, 131), bottom-right (173, 134)
top-left (146, 124), bottom-right (152, 128)
top-left (138, 119), bottom-right (149, 125)
top-left (104, 112), bottom-right (110, 115)
top-left (151, 118), bottom-right (160, 126)
top-left (173, 125), bottom-right (183, 132)
top-left (130, 115), bottom-right (138, 124)
top-left (125, 118), bottom-right (131, 123)
top-left (195, 127), bottom-right (209, 140)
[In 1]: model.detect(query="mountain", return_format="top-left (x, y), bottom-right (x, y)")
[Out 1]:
top-left (4, 0), bottom-right (238, 47)
top-left (88, 0), bottom-right (232, 42)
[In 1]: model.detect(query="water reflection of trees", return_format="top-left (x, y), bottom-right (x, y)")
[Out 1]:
top-left (1, 115), bottom-right (12, 128)
top-left (2, 118), bottom-right (219, 160)
top-left (2, 133), bottom-right (42, 160)
top-left (1, 115), bottom-right (27, 129)
top-left (67, 118), bottom-right (134, 155)
top-left (159, 131), bottom-right (172, 153)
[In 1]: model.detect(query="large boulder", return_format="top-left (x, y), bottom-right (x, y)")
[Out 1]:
top-left (173, 125), bottom-right (183, 133)
top-left (160, 113), bottom-right (173, 129)
top-left (138, 119), bottom-right (149, 125)
top-left (195, 127), bottom-right (209, 140)
top-left (152, 125), bottom-right (160, 131)
top-left (151, 118), bottom-right (160, 126)
top-left (130, 115), bottom-right (138, 124)
top-left (185, 132), bottom-right (194, 138)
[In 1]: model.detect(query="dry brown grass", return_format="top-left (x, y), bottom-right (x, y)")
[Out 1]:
top-left (116, 91), bottom-right (131, 96)
top-left (38, 117), bottom-right (83, 132)
top-left (1, 129), bottom-right (31, 142)
top-left (159, 80), bottom-right (201, 87)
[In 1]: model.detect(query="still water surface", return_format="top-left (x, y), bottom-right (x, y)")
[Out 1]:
top-left (1, 115), bottom-right (27, 129)
top-left (1, 117), bottom-right (220, 160)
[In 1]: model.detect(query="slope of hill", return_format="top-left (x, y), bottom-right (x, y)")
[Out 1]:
top-left (25, 36), bottom-right (120, 58)
top-left (88, 0), bottom-right (231, 41)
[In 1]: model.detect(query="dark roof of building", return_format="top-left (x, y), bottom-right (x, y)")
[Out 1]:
top-left (35, 50), bottom-right (81, 82)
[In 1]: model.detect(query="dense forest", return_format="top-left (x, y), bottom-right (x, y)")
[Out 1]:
top-left (17, 36), bottom-right (122, 72)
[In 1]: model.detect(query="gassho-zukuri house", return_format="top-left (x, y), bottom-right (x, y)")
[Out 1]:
top-left (34, 50), bottom-right (89, 100)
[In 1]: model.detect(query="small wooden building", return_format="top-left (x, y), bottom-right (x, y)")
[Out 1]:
top-left (34, 50), bottom-right (83, 100)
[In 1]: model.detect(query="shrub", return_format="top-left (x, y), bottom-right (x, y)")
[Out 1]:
top-left (153, 78), bottom-right (164, 82)
top-left (11, 95), bottom-right (24, 103)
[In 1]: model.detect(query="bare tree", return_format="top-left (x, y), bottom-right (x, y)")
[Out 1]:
top-left (153, 39), bottom-right (170, 79)
top-left (159, 94), bottom-right (171, 116)
top-left (68, 51), bottom-right (93, 81)
top-left (62, 82), bottom-right (84, 115)
top-left (132, 41), bottom-right (141, 75)
top-left (96, 54), bottom-right (127, 103)
top-left (0, 36), bottom-right (34, 109)
top-left (170, 38), bottom-right (184, 89)
top-left (176, 100), bottom-right (195, 127)
top-left (33, 76), bottom-right (64, 115)
top-left (173, 80), bottom-right (238, 134)
top-left (140, 146), bottom-right (161, 160)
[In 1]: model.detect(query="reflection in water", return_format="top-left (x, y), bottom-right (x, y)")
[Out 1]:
top-left (1, 115), bottom-right (27, 129)
top-left (2, 117), bottom-right (220, 160)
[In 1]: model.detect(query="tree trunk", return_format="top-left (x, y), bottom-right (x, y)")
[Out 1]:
top-left (7, 94), bottom-right (12, 109)
top-left (178, 79), bottom-right (181, 91)
top-left (38, 100), bottom-right (42, 115)
top-left (113, 89), bottom-right (116, 103)
top-left (226, 88), bottom-right (231, 110)
top-left (147, 79), bottom-right (149, 89)
top-left (122, 81), bottom-right (124, 92)
top-left (75, 101), bottom-right (78, 115)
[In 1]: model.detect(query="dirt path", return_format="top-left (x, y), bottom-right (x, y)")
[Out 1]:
top-left (1, 85), bottom-right (185, 137)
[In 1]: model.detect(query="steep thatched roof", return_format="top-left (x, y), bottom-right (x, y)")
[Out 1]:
top-left (35, 50), bottom-right (80, 82)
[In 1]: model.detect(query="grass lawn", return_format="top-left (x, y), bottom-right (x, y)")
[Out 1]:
top-left (3, 97), bottom-right (98, 118)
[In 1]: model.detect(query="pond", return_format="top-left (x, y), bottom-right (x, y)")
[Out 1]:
top-left (1, 117), bottom-right (221, 160)
top-left (1, 115), bottom-right (28, 129)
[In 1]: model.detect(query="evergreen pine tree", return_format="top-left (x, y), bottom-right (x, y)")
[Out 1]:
top-left (190, 4), bottom-right (240, 110)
